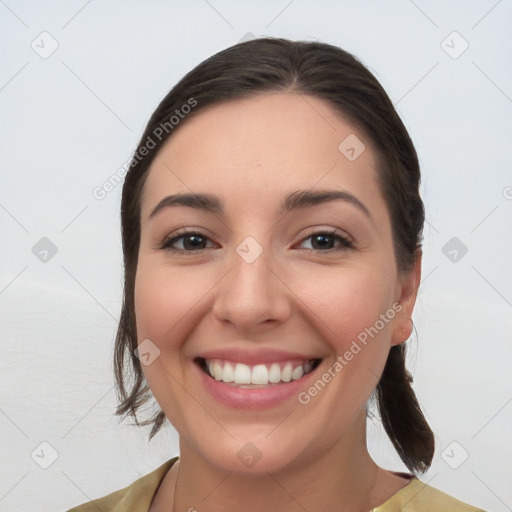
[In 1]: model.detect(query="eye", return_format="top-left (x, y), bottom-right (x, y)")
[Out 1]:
top-left (297, 230), bottom-right (353, 252)
top-left (158, 229), bottom-right (353, 254)
top-left (159, 231), bottom-right (215, 253)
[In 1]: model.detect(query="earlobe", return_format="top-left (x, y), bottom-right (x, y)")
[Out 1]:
top-left (391, 251), bottom-right (421, 346)
top-left (392, 317), bottom-right (413, 346)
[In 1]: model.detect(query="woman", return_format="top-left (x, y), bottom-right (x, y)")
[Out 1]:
top-left (68, 37), bottom-right (485, 512)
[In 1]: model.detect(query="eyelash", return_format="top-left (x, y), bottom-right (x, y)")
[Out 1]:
top-left (158, 229), bottom-right (354, 254)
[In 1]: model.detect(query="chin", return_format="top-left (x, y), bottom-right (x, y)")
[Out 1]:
top-left (197, 436), bottom-right (305, 475)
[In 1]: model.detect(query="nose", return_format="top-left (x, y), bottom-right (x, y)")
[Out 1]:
top-left (211, 247), bottom-right (292, 333)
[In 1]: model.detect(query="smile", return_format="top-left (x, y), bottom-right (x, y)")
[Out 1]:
top-left (197, 357), bottom-right (322, 387)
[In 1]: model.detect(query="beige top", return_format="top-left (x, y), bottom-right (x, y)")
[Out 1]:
top-left (66, 456), bottom-right (486, 511)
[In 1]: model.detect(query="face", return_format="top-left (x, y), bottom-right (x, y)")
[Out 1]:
top-left (134, 93), bottom-right (419, 474)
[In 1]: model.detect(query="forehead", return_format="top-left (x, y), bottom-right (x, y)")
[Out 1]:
top-left (140, 93), bottom-right (387, 223)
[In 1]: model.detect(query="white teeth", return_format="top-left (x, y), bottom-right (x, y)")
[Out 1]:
top-left (234, 363), bottom-right (252, 384)
top-left (222, 362), bottom-right (234, 383)
top-left (291, 366), bottom-right (304, 380)
top-left (281, 363), bottom-right (292, 382)
top-left (268, 363), bottom-right (281, 383)
top-left (213, 362), bottom-right (223, 381)
top-left (251, 364), bottom-right (268, 385)
top-left (203, 358), bottom-right (317, 385)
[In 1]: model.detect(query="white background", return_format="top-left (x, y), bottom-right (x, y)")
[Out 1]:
top-left (1, 1), bottom-right (511, 511)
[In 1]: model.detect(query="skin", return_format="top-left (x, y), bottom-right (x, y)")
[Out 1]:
top-left (135, 93), bottom-right (421, 512)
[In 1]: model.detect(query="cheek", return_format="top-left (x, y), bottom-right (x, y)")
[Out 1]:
top-left (134, 261), bottom-right (217, 352)
top-left (295, 265), bottom-right (394, 355)
top-left (287, 266), bottom-right (395, 431)
top-left (133, 262), bottom-right (212, 416)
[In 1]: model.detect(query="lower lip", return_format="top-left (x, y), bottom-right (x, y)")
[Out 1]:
top-left (195, 361), bottom-right (321, 409)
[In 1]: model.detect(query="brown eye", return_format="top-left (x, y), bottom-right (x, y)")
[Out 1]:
top-left (160, 231), bottom-right (214, 252)
top-left (298, 231), bottom-right (353, 252)
top-left (158, 229), bottom-right (353, 254)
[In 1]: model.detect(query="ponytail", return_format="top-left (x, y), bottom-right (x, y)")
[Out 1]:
top-left (375, 343), bottom-right (435, 474)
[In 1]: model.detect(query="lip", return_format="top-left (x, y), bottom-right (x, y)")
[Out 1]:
top-left (197, 347), bottom-right (321, 366)
top-left (194, 357), bottom-right (323, 409)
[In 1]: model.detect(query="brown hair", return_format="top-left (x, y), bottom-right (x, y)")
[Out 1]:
top-left (114, 37), bottom-right (434, 474)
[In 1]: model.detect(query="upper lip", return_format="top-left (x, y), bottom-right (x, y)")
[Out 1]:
top-left (196, 347), bottom-right (322, 366)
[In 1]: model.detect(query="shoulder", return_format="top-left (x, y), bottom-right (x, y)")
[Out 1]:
top-left (374, 477), bottom-right (487, 512)
top-left (65, 457), bottom-right (178, 512)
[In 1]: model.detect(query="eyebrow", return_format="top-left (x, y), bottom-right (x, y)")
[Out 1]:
top-left (148, 189), bottom-right (372, 221)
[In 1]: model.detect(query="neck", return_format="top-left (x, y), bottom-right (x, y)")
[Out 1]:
top-left (171, 414), bottom-right (386, 512)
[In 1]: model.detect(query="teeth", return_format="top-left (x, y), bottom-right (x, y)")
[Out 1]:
top-left (213, 362), bottom-right (223, 381)
top-left (291, 366), bottom-right (304, 380)
top-left (203, 358), bottom-right (317, 385)
top-left (281, 363), bottom-right (292, 382)
top-left (222, 362), bottom-right (234, 383)
top-left (234, 363), bottom-right (252, 384)
top-left (251, 364), bottom-right (268, 385)
top-left (268, 363), bottom-right (281, 383)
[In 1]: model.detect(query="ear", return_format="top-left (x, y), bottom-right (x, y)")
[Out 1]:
top-left (391, 250), bottom-right (422, 346)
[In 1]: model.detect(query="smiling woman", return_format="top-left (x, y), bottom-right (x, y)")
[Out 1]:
top-left (67, 38), bottom-right (485, 512)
